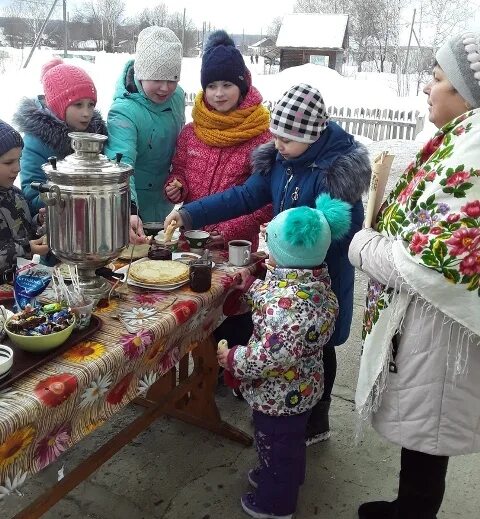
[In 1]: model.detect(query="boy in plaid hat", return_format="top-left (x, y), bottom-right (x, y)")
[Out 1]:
top-left (13, 58), bottom-right (106, 215)
top-left (217, 194), bottom-right (351, 519)
top-left (0, 120), bottom-right (48, 278)
top-left (166, 83), bottom-right (371, 444)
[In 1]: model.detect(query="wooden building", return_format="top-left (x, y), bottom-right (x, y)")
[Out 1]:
top-left (276, 14), bottom-right (349, 73)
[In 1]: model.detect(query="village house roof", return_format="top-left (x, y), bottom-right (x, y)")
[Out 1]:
top-left (276, 13), bottom-right (348, 50)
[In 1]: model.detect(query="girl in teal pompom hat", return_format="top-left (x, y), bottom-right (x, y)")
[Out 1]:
top-left (217, 194), bottom-right (351, 519)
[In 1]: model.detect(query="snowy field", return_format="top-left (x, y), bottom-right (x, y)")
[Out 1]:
top-left (0, 46), bottom-right (436, 138)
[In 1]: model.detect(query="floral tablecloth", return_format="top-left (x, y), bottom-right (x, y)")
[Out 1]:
top-left (0, 251), bottom-right (265, 499)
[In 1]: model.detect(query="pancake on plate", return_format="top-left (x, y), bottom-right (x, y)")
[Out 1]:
top-left (118, 244), bottom-right (151, 260)
top-left (129, 260), bottom-right (189, 285)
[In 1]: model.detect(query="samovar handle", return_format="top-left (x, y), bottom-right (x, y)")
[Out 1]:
top-left (30, 182), bottom-right (65, 210)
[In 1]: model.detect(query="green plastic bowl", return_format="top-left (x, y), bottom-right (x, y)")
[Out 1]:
top-left (4, 317), bottom-right (76, 353)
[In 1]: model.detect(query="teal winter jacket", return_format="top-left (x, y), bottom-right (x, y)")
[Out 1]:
top-left (105, 60), bottom-right (185, 222)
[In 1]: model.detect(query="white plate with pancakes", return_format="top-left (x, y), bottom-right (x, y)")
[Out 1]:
top-left (115, 258), bottom-right (189, 291)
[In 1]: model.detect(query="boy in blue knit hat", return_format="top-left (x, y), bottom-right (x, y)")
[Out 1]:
top-left (0, 120), bottom-right (48, 280)
top-left (217, 194), bottom-right (351, 519)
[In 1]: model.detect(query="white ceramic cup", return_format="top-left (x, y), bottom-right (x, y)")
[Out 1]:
top-left (0, 344), bottom-right (14, 380)
top-left (228, 240), bottom-right (252, 266)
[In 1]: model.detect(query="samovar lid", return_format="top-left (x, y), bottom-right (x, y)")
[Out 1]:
top-left (42, 132), bottom-right (132, 182)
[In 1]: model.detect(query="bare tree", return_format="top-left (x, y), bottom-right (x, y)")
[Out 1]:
top-left (3, 0), bottom-right (61, 45)
top-left (266, 16), bottom-right (283, 41)
top-left (293, 0), bottom-right (351, 14)
top-left (349, 0), bottom-right (402, 72)
top-left (78, 0), bottom-right (125, 52)
top-left (420, 0), bottom-right (472, 49)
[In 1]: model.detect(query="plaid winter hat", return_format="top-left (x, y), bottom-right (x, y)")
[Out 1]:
top-left (436, 31), bottom-right (480, 108)
top-left (0, 119), bottom-right (23, 157)
top-left (41, 58), bottom-right (97, 121)
top-left (201, 30), bottom-right (248, 96)
top-left (135, 26), bottom-right (182, 81)
top-left (270, 84), bottom-right (329, 144)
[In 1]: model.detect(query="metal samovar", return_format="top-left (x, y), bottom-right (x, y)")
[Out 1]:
top-left (33, 132), bottom-right (132, 301)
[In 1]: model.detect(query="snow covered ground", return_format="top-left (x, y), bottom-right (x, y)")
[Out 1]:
top-left (0, 46), bottom-right (435, 136)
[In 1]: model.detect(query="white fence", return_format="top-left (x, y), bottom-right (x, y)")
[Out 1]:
top-left (184, 92), bottom-right (425, 142)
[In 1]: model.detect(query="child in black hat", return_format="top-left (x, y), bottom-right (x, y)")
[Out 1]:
top-left (0, 120), bottom-right (48, 279)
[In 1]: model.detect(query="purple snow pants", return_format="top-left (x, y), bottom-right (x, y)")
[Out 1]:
top-left (252, 409), bottom-right (311, 516)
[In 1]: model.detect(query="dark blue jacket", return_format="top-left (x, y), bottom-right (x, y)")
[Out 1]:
top-left (181, 122), bottom-right (371, 345)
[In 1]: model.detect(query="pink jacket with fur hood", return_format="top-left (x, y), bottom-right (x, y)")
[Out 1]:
top-left (165, 86), bottom-right (272, 251)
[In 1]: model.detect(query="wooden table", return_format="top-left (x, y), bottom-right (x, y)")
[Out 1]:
top-left (0, 252), bottom-right (265, 518)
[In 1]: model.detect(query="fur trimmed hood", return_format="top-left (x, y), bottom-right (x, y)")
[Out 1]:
top-left (13, 96), bottom-right (107, 157)
top-left (251, 130), bottom-right (371, 204)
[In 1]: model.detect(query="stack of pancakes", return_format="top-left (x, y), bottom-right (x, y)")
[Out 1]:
top-left (129, 260), bottom-right (189, 285)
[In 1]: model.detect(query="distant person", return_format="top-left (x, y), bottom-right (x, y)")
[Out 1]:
top-left (349, 31), bottom-right (480, 519)
top-left (217, 194), bottom-right (351, 519)
top-left (13, 58), bottom-right (106, 215)
top-left (105, 26), bottom-right (185, 243)
top-left (255, 54), bottom-right (259, 65)
top-left (250, 54), bottom-right (254, 64)
top-left (165, 83), bottom-right (371, 433)
top-left (0, 120), bottom-right (48, 278)
top-left (164, 29), bottom-right (272, 352)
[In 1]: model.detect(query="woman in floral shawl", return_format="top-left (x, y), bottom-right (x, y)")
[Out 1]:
top-left (349, 32), bottom-right (480, 519)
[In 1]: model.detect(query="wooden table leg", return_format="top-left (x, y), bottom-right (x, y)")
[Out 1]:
top-left (137, 335), bottom-right (253, 447)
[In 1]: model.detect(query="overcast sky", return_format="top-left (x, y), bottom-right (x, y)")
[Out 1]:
top-left (0, 0), bottom-right (478, 35)
top-left (0, 0), bottom-right (297, 35)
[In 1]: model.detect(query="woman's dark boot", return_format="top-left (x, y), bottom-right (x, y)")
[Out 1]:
top-left (358, 500), bottom-right (398, 518)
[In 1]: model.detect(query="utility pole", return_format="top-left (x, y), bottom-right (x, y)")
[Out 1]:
top-left (403, 8), bottom-right (416, 74)
top-left (181, 7), bottom-right (186, 54)
top-left (23, 0), bottom-right (59, 68)
top-left (63, 0), bottom-right (68, 57)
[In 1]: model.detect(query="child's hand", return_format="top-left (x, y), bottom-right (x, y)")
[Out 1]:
top-left (260, 222), bottom-right (268, 239)
top-left (217, 347), bottom-right (229, 368)
top-left (38, 207), bottom-right (47, 226)
top-left (207, 230), bottom-right (224, 249)
top-left (29, 237), bottom-right (49, 256)
top-left (164, 210), bottom-right (183, 231)
top-left (129, 215), bottom-right (149, 244)
top-left (165, 179), bottom-right (183, 203)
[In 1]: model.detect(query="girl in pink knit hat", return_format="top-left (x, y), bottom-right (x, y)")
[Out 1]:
top-left (13, 58), bottom-right (107, 215)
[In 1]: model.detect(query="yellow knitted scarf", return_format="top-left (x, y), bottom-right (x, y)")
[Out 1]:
top-left (192, 91), bottom-right (270, 147)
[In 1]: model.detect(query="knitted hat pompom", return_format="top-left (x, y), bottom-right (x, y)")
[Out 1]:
top-left (204, 30), bottom-right (236, 53)
top-left (40, 57), bottom-right (63, 80)
top-left (315, 193), bottom-right (351, 240)
top-left (282, 206), bottom-right (322, 248)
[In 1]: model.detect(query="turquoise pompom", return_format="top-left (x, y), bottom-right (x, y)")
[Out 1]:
top-left (281, 207), bottom-right (322, 248)
top-left (315, 193), bottom-right (352, 240)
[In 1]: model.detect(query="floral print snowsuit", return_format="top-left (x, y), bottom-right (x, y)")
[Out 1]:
top-left (228, 265), bottom-right (338, 416)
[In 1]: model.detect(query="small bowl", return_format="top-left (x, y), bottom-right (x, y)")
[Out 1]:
top-left (4, 317), bottom-right (76, 353)
top-left (184, 230), bottom-right (210, 251)
top-left (142, 222), bottom-right (164, 236)
top-left (0, 345), bottom-right (13, 380)
top-left (154, 229), bottom-right (181, 245)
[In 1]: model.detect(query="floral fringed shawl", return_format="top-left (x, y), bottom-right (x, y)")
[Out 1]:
top-left (356, 109), bottom-right (480, 421)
